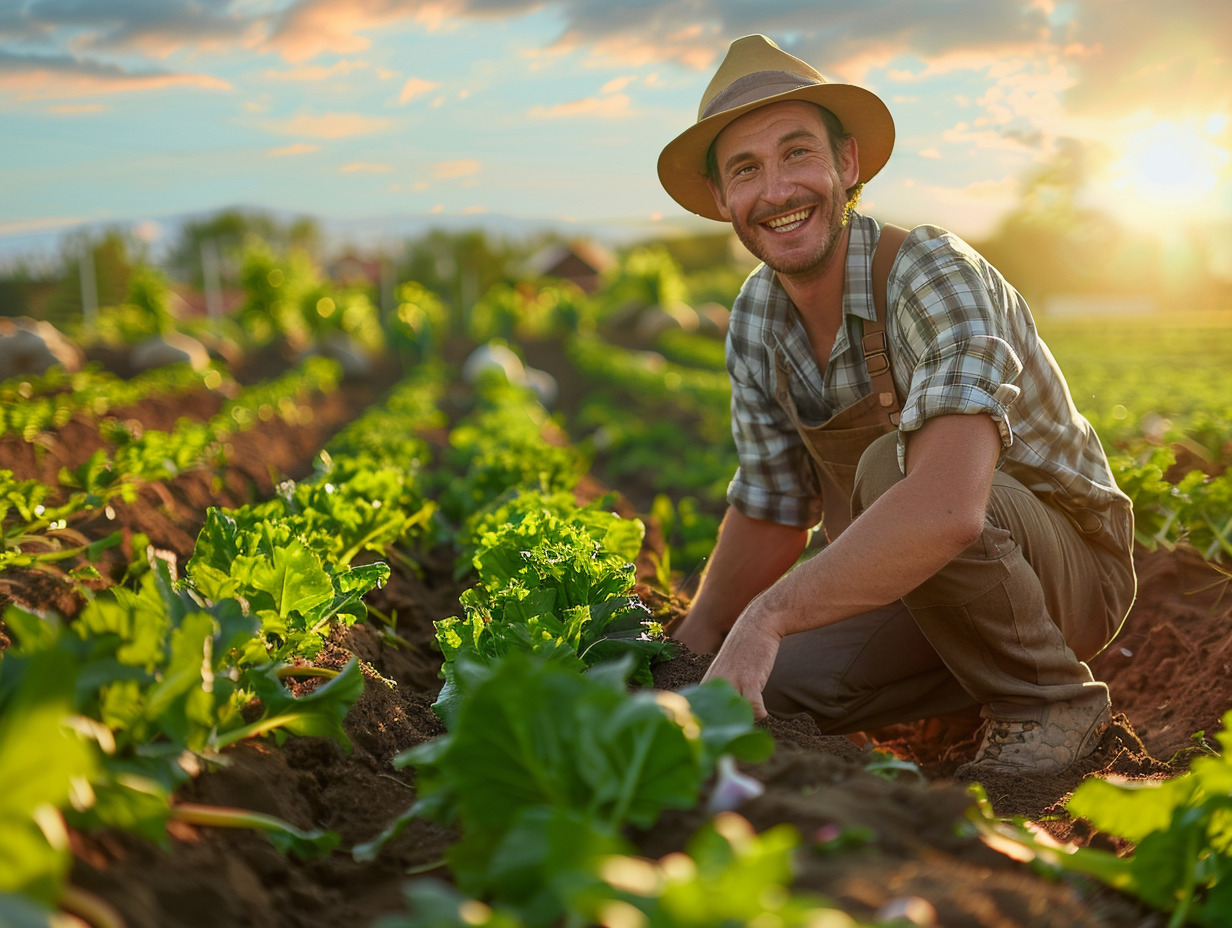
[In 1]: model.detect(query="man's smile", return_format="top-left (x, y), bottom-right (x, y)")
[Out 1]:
top-left (763, 207), bottom-right (813, 233)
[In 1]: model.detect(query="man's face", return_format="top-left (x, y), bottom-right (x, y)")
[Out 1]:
top-left (707, 100), bottom-right (859, 279)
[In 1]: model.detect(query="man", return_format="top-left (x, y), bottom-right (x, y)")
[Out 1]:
top-left (657, 34), bottom-right (1136, 776)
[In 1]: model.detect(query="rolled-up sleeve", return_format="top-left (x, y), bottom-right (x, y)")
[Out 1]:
top-left (725, 351), bottom-right (822, 529)
top-left (898, 331), bottom-right (1023, 446)
top-left (890, 232), bottom-right (1031, 471)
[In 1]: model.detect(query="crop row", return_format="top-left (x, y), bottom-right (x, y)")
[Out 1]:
top-left (0, 363), bottom-right (229, 441)
top-left (1, 357), bottom-right (341, 577)
top-left (0, 360), bottom-right (441, 926)
top-left (563, 336), bottom-right (730, 578)
top-left (345, 371), bottom-right (883, 928)
top-left (0, 356), bottom-right (663, 924)
top-left (0, 351), bottom-right (896, 928)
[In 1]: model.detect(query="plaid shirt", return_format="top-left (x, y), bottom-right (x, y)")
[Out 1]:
top-left (726, 212), bottom-right (1131, 529)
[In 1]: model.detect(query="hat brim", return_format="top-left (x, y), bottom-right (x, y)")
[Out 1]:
top-left (657, 83), bottom-right (895, 221)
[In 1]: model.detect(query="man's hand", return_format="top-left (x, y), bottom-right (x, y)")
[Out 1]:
top-left (700, 600), bottom-right (785, 719)
top-left (670, 508), bottom-right (809, 657)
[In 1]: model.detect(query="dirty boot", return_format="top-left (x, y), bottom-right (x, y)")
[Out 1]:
top-left (957, 699), bottom-right (1112, 777)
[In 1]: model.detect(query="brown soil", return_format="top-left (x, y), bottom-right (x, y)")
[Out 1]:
top-left (3, 369), bottom-right (1229, 928)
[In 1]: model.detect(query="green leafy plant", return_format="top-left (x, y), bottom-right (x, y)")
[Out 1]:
top-left (0, 556), bottom-right (361, 914)
top-left (1, 362), bottom-right (226, 441)
top-left (0, 647), bottom-right (100, 907)
top-left (433, 498), bottom-right (674, 724)
top-left (579, 812), bottom-right (867, 928)
top-left (371, 813), bottom-right (868, 928)
top-left (186, 508), bottom-right (390, 664)
top-left (967, 711), bottom-right (1232, 927)
top-left (232, 451), bottom-right (436, 567)
top-left (357, 653), bottom-right (772, 927)
top-left (437, 378), bottom-right (586, 525)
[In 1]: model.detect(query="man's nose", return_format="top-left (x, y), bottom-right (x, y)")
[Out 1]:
top-left (762, 166), bottom-right (795, 203)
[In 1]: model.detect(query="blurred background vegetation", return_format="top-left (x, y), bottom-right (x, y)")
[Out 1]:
top-left (2, 132), bottom-right (1228, 345)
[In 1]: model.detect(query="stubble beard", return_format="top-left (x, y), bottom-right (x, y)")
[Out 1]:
top-left (732, 193), bottom-right (847, 279)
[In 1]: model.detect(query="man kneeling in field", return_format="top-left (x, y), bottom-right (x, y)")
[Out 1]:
top-left (658, 34), bottom-right (1136, 776)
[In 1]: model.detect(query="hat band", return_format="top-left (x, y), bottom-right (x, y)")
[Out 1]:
top-left (700, 70), bottom-right (822, 120)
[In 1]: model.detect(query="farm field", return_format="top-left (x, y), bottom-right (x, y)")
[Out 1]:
top-left (3, 278), bottom-right (1232, 928)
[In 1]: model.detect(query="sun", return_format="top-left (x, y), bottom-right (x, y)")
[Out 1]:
top-left (1108, 117), bottom-right (1229, 209)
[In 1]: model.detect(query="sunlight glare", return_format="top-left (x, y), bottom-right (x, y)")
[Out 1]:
top-left (1111, 119), bottom-right (1229, 205)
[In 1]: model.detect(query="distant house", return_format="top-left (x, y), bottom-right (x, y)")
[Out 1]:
top-left (329, 252), bottom-right (386, 289)
top-left (527, 241), bottom-right (616, 294)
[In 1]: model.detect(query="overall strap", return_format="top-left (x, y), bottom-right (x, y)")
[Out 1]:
top-left (862, 223), bottom-right (909, 426)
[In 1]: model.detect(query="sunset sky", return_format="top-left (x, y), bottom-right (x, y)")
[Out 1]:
top-left (2, 0), bottom-right (1229, 258)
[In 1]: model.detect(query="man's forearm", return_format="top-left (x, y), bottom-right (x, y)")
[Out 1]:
top-left (725, 414), bottom-right (1003, 641)
top-left (672, 507), bottom-right (809, 654)
top-left (699, 415), bottom-right (1002, 716)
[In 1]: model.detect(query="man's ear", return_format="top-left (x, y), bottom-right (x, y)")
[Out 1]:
top-left (706, 176), bottom-right (732, 222)
top-left (840, 135), bottom-right (860, 191)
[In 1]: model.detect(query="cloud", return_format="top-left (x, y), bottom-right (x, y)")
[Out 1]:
top-left (261, 112), bottom-right (392, 138)
top-left (7, 0), bottom-right (1226, 124)
top-left (1057, 1), bottom-right (1232, 117)
top-left (941, 122), bottom-right (1039, 156)
top-left (601, 75), bottom-right (636, 94)
top-left (0, 49), bottom-right (231, 100)
top-left (340, 162), bottom-right (394, 173)
top-left (433, 159), bottom-right (481, 179)
top-left (5, 0), bottom-right (1226, 190)
top-left (268, 143), bottom-right (322, 157)
top-left (0, 215), bottom-right (89, 237)
top-left (46, 103), bottom-right (107, 115)
top-left (0, 0), bottom-right (259, 59)
top-left (399, 77), bottom-right (439, 104)
top-left (261, 0), bottom-right (534, 63)
top-left (886, 174), bottom-right (1022, 238)
top-left (528, 93), bottom-right (631, 119)
top-left (264, 60), bottom-right (370, 81)
top-left (976, 62), bottom-right (1073, 128)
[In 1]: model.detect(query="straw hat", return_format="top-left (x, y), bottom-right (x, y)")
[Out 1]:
top-left (657, 34), bottom-right (895, 221)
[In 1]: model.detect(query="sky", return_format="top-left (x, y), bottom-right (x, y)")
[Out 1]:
top-left (2, 0), bottom-right (1230, 261)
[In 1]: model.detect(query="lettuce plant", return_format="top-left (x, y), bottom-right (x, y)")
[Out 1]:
top-left (436, 377), bottom-right (585, 525)
top-left (433, 504), bottom-right (674, 725)
top-left (0, 647), bottom-right (100, 907)
top-left (230, 452), bottom-right (436, 567)
top-left (368, 653), bottom-right (772, 927)
top-left (187, 508), bottom-right (390, 663)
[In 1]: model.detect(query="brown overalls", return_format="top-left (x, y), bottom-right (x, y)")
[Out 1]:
top-left (760, 226), bottom-right (1137, 732)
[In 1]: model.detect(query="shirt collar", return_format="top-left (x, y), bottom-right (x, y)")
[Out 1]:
top-left (759, 211), bottom-right (879, 324)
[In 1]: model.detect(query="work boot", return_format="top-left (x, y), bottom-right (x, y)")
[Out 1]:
top-left (956, 699), bottom-right (1111, 777)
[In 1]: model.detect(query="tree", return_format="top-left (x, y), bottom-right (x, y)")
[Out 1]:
top-left (165, 209), bottom-right (321, 290)
top-left (42, 228), bottom-right (137, 329)
top-left (394, 228), bottom-right (541, 333)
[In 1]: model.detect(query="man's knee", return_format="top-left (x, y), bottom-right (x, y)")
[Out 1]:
top-left (853, 430), bottom-right (904, 509)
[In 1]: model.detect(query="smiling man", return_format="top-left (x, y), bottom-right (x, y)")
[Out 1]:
top-left (657, 34), bottom-right (1138, 776)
